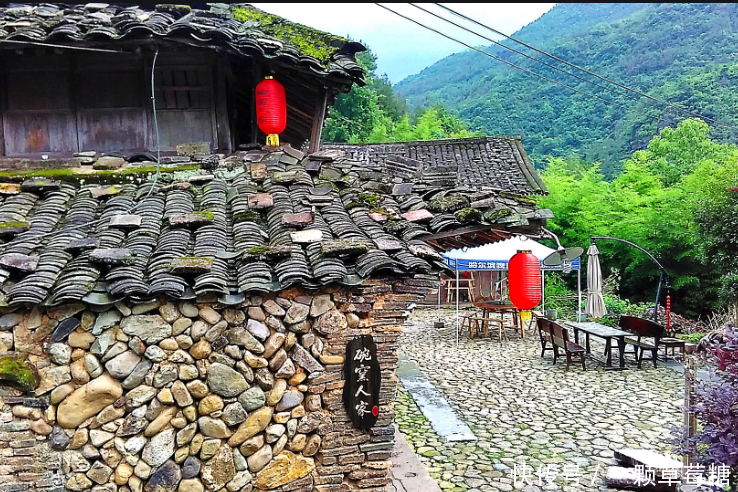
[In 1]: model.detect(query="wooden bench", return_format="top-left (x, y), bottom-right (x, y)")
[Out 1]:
top-left (550, 321), bottom-right (586, 370)
top-left (536, 317), bottom-right (554, 358)
top-left (618, 316), bottom-right (666, 368)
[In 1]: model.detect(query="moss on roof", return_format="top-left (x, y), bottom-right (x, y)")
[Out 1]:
top-left (0, 164), bottom-right (200, 185)
top-left (232, 5), bottom-right (349, 65)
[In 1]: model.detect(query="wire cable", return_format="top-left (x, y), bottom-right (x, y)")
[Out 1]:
top-left (375, 4), bottom-right (674, 128)
top-left (409, 3), bottom-right (684, 126)
top-left (434, 3), bottom-right (735, 131)
top-left (147, 46), bottom-right (162, 199)
top-left (0, 39), bottom-right (121, 53)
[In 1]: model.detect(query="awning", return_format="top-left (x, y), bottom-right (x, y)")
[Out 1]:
top-left (442, 235), bottom-right (580, 271)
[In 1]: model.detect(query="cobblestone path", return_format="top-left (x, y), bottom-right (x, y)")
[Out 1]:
top-left (395, 308), bottom-right (684, 492)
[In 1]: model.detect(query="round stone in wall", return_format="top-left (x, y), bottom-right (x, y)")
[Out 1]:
top-left (207, 363), bottom-right (249, 397)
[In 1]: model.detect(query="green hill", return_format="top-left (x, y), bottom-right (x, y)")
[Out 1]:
top-left (395, 3), bottom-right (738, 177)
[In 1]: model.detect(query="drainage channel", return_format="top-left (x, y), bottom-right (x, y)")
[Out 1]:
top-left (397, 351), bottom-right (476, 442)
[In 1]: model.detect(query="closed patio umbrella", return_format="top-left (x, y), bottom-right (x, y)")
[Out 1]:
top-left (585, 242), bottom-right (607, 318)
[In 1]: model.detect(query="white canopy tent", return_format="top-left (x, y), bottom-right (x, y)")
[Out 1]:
top-left (441, 235), bottom-right (582, 347)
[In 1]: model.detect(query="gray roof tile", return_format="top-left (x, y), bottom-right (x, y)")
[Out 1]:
top-left (0, 143), bottom-right (549, 305)
top-left (0, 4), bottom-right (364, 84)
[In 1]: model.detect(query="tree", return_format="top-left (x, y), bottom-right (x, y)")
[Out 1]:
top-left (538, 119), bottom-right (738, 318)
top-left (322, 47), bottom-right (478, 144)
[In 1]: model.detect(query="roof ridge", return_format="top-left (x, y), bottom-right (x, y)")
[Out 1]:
top-left (325, 136), bottom-right (523, 147)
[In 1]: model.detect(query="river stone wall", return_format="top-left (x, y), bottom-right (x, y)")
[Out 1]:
top-left (0, 277), bottom-right (436, 492)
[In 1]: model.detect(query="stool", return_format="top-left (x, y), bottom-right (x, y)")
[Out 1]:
top-left (659, 337), bottom-right (686, 361)
top-left (469, 317), bottom-right (506, 341)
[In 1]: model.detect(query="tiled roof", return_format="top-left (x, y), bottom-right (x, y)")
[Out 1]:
top-left (0, 144), bottom-right (550, 306)
top-left (0, 3), bottom-right (364, 84)
top-left (323, 137), bottom-right (547, 195)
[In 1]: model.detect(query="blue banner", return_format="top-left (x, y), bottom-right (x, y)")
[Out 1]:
top-left (445, 257), bottom-right (580, 271)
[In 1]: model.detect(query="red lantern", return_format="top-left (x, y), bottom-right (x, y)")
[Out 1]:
top-left (255, 76), bottom-right (286, 147)
top-left (508, 250), bottom-right (541, 310)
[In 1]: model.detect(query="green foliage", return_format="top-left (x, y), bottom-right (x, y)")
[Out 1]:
top-left (543, 273), bottom-right (578, 320)
top-left (539, 119), bottom-right (734, 319)
top-left (322, 48), bottom-right (479, 144)
top-left (396, 3), bottom-right (738, 176)
top-left (678, 332), bottom-right (707, 344)
top-left (598, 295), bottom-right (650, 327)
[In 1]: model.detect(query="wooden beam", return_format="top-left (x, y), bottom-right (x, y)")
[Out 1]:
top-left (0, 55), bottom-right (5, 156)
top-left (251, 64), bottom-right (261, 144)
top-left (418, 225), bottom-right (510, 242)
top-left (214, 60), bottom-right (232, 153)
top-left (309, 89), bottom-right (327, 153)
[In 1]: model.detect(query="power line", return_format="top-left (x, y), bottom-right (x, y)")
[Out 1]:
top-left (0, 39), bottom-right (121, 53)
top-left (435, 3), bottom-right (734, 131)
top-left (375, 4), bottom-right (672, 128)
top-left (409, 3), bottom-right (689, 126)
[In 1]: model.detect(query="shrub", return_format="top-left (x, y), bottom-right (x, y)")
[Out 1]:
top-left (678, 332), bottom-right (707, 344)
top-left (675, 322), bottom-right (738, 489)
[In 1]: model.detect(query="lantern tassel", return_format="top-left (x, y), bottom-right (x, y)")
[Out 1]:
top-left (265, 134), bottom-right (280, 147)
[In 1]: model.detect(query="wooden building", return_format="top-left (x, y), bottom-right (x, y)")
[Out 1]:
top-left (0, 3), bottom-right (364, 159)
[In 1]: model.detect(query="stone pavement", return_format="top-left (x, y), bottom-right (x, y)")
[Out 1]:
top-left (389, 427), bottom-right (443, 492)
top-left (394, 308), bottom-right (685, 492)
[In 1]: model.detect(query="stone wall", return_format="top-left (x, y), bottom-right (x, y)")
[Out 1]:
top-left (0, 276), bottom-right (436, 492)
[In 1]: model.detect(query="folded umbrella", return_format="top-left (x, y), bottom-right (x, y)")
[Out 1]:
top-left (585, 243), bottom-right (607, 319)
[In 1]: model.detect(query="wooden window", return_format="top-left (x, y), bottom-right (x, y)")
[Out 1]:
top-left (76, 55), bottom-right (147, 152)
top-left (153, 66), bottom-right (217, 151)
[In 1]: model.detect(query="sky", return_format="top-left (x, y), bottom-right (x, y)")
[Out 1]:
top-left (250, 3), bottom-right (556, 84)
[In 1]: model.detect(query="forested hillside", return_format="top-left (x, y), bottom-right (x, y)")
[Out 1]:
top-left (395, 3), bottom-right (738, 177)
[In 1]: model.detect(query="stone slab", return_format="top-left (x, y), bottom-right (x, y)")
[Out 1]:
top-left (397, 352), bottom-right (475, 442)
top-left (389, 426), bottom-right (442, 492)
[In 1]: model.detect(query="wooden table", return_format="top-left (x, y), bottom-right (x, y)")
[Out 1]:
top-left (472, 301), bottom-right (523, 339)
top-left (564, 321), bottom-right (629, 369)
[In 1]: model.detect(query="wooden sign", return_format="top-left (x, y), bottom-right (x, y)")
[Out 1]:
top-left (344, 335), bottom-right (381, 430)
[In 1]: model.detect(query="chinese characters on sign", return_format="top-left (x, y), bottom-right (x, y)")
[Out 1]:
top-left (512, 462), bottom-right (731, 488)
top-left (513, 463), bottom-right (600, 487)
top-left (632, 464), bottom-right (731, 488)
top-left (344, 335), bottom-right (381, 430)
top-left (447, 258), bottom-right (580, 271)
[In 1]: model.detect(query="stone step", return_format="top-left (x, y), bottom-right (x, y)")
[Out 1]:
top-left (615, 448), bottom-right (684, 472)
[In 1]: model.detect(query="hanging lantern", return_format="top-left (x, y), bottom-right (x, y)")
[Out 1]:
top-left (666, 291), bottom-right (671, 333)
top-left (255, 76), bottom-right (286, 147)
top-left (508, 250), bottom-right (541, 310)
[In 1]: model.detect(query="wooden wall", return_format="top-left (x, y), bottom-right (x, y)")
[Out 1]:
top-left (0, 49), bottom-right (230, 157)
top-left (0, 46), bottom-right (343, 158)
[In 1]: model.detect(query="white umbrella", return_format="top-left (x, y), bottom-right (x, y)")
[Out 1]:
top-left (585, 243), bottom-right (607, 318)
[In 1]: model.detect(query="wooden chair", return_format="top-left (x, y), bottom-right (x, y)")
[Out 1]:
top-left (537, 317), bottom-right (554, 358)
top-left (468, 316), bottom-right (505, 340)
top-left (446, 272), bottom-right (475, 304)
top-left (619, 316), bottom-right (666, 368)
top-left (550, 322), bottom-right (586, 371)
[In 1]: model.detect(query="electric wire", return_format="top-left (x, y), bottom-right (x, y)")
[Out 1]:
top-left (409, 3), bottom-right (683, 126)
top-left (375, 4), bottom-right (674, 128)
top-left (0, 39), bottom-right (121, 53)
top-left (434, 3), bottom-right (735, 131)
